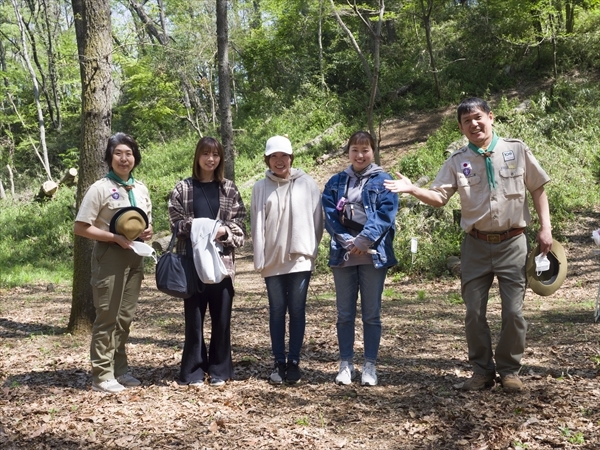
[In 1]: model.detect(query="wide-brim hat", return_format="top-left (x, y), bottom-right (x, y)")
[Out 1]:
top-left (526, 239), bottom-right (567, 296)
top-left (109, 206), bottom-right (149, 241)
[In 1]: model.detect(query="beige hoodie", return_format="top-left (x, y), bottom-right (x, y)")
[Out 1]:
top-left (251, 168), bottom-right (323, 278)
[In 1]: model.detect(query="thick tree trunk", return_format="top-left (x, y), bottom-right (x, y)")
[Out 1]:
top-left (69, 0), bottom-right (113, 334)
top-left (217, 0), bottom-right (235, 181)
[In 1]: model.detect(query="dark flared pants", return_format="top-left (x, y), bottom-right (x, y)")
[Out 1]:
top-left (179, 277), bottom-right (234, 383)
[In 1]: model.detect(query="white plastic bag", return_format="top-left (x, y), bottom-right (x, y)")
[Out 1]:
top-left (592, 229), bottom-right (600, 246)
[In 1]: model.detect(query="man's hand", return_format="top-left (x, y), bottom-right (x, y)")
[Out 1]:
top-left (384, 172), bottom-right (414, 193)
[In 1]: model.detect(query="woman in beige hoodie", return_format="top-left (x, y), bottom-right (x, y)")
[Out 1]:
top-left (251, 135), bottom-right (323, 385)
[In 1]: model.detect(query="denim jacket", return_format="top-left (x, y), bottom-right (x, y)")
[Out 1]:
top-left (322, 170), bottom-right (398, 269)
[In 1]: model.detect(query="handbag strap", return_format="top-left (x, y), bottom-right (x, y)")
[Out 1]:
top-left (167, 233), bottom-right (177, 253)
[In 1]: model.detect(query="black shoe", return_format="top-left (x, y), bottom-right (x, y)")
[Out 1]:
top-left (286, 360), bottom-right (301, 384)
top-left (269, 361), bottom-right (286, 384)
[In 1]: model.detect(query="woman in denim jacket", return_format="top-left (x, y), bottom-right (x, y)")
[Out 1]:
top-left (322, 131), bottom-right (398, 387)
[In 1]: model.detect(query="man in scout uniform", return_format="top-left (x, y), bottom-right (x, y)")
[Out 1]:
top-left (384, 97), bottom-right (553, 392)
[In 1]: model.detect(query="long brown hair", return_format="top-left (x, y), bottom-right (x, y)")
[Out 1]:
top-left (192, 137), bottom-right (225, 182)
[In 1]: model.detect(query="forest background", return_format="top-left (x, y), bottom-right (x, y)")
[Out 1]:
top-left (2, 1), bottom-right (600, 449)
top-left (0, 0), bottom-right (600, 321)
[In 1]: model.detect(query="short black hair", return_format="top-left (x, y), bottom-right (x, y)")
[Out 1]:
top-left (104, 133), bottom-right (141, 170)
top-left (346, 131), bottom-right (375, 153)
top-left (457, 98), bottom-right (491, 122)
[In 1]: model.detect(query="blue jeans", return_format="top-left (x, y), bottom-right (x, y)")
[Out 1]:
top-left (264, 271), bottom-right (312, 364)
top-left (332, 264), bottom-right (388, 363)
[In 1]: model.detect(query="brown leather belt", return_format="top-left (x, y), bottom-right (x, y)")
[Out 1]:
top-left (468, 227), bottom-right (525, 244)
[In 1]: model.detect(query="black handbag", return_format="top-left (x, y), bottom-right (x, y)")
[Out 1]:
top-left (155, 234), bottom-right (201, 298)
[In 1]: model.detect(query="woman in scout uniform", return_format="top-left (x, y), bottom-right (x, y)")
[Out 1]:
top-left (74, 132), bottom-right (153, 394)
top-left (168, 137), bottom-right (246, 388)
top-left (322, 131), bottom-right (398, 387)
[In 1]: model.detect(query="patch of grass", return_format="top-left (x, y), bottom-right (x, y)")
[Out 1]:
top-left (417, 290), bottom-right (426, 300)
top-left (295, 416), bottom-right (310, 426)
top-left (569, 432), bottom-right (585, 445)
top-left (446, 292), bottom-right (463, 305)
top-left (383, 288), bottom-right (396, 299)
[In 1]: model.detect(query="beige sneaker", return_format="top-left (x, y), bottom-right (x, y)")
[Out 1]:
top-left (461, 372), bottom-right (495, 391)
top-left (501, 374), bottom-right (524, 392)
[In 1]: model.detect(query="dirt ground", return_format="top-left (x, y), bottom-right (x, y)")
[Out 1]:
top-left (2, 113), bottom-right (600, 449)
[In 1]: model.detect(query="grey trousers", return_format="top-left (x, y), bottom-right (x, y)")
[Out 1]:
top-left (90, 242), bottom-right (144, 383)
top-left (460, 232), bottom-right (528, 376)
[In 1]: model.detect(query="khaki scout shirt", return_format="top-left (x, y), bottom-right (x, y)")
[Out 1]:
top-left (430, 138), bottom-right (550, 233)
top-left (75, 177), bottom-right (153, 232)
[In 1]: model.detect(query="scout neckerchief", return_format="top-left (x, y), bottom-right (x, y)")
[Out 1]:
top-left (106, 170), bottom-right (137, 206)
top-left (468, 132), bottom-right (499, 190)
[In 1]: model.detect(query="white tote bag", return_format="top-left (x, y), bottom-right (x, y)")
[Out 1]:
top-left (190, 218), bottom-right (229, 284)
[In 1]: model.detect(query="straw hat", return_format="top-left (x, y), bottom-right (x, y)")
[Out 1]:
top-left (526, 239), bottom-right (567, 296)
top-left (109, 206), bottom-right (149, 241)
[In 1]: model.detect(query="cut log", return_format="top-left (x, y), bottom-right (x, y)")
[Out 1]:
top-left (444, 136), bottom-right (468, 157)
top-left (151, 235), bottom-right (173, 253)
top-left (36, 180), bottom-right (58, 201)
top-left (59, 168), bottom-right (78, 187)
top-left (297, 123), bottom-right (343, 154)
top-left (447, 256), bottom-right (461, 277)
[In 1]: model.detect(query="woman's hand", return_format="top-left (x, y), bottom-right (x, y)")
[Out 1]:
top-left (114, 234), bottom-right (134, 249)
top-left (215, 225), bottom-right (227, 240)
top-left (349, 246), bottom-right (364, 255)
top-left (139, 225), bottom-right (153, 242)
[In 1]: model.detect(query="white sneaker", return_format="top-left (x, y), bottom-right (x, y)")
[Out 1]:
top-left (335, 361), bottom-right (355, 385)
top-left (116, 373), bottom-right (141, 387)
top-left (361, 362), bottom-right (377, 386)
top-left (92, 379), bottom-right (125, 394)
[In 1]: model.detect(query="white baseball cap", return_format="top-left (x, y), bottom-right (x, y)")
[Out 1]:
top-left (265, 135), bottom-right (293, 156)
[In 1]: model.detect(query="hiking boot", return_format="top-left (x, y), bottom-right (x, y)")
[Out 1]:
top-left (92, 379), bottom-right (125, 394)
top-left (361, 362), bottom-right (378, 386)
top-left (116, 373), bottom-right (141, 387)
top-left (501, 374), bottom-right (524, 392)
top-left (209, 378), bottom-right (225, 387)
top-left (461, 372), bottom-right (495, 391)
top-left (286, 360), bottom-right (301, 384)
top-left (335, 361), bottom-right (355, 385)
top-left (269, 361), bottom-right (286, 384)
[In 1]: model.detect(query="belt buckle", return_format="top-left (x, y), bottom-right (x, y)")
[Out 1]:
top-left (486, 233), bottom-right (502, 244)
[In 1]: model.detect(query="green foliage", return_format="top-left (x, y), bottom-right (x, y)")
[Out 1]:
top-left (135, 134), bottom-right (199, 233)
top-left (0, 187), bottom-right (76, 287)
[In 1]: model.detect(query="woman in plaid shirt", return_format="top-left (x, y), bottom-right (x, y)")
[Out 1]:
top-left (168, 137), bottom-right (246, 387)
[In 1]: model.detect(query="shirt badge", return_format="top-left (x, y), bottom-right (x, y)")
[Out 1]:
top-left (502, 150), bottom-right (515, 161)
top-left (111, 189), bottom-right (120, 200)
top-left (461, 162), bottom-right (472, 177)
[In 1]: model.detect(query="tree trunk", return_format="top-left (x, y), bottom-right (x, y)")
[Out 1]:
top-left (318, 0), bottom-right (326, 90)
top-left (69, 0), bottom-right (113, 334)
top-left (217, 0), bottom-right (235, 181)
top-left (10, 0), bottom-right (53, 181)
top-left (6, 165), bottom-right (15, 197)
top-left (41, 0), bottom-right (62, 130)
top-left (419, 0), bottom-right (441, 100)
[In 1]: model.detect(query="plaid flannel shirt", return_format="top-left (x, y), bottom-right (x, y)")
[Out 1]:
top-left (168, 177), bottom-right (247, 279)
